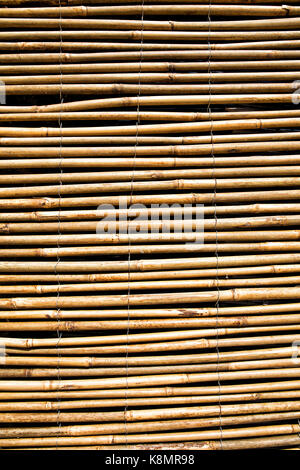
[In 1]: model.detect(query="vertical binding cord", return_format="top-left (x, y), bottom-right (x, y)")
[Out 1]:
top-left (125, 0), bottom-right (144, 446)
top-left (54, 0), bottom-right (64, 450)
top-left (207, 0), bottom-right (223, 449)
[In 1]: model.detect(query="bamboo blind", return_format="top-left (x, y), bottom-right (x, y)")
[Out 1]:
top-left (0, 0), bottom-right (300, 451)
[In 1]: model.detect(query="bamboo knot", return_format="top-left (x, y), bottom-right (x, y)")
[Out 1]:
top-left (282, 5), bottom-right (291, 16)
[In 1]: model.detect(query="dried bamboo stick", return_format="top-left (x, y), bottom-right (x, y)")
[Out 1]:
top-left (2, 166), bottom-right (300, 185)
top-left (2, 50), bottom-right (300, 64)
top-left (1, 214), bottom-right (299, 233)
top-left (1, 16), bottom-right (300, 31)
top-left (2, 312), bottom-right (300, 330)
top-left (1, 301), bottom-right (300, 320)
top-left (2, 109), bottom-right (300, 122)
top-left (1, 40), bottom-right (300, 52)
top-left (0, 412), bottom-right (300, 440)
top-left (1, 401), bottom-right (300, 424)
top-left (0, 177), bottom-right (300, 197)
top-left (2, 59), bottom-right (300, 77)
top-left (2, 5), bottom-right (300, 18)
top-left (4, 94), bottom-right (298, 113)
top-left (2, 116), bottom-right (300, 136)
top-left (2, 243), bottom-right (300, 258)
top-left (2, 379), bottom-right (300, 402)
top-left (2, 369), bottom-right (300, 391)
top-left (2, 189), bottom-right (300, 209)
top-left (4, 83), bottom-right (300, 95)
top-left (3, 346), bottom-right (297, 366)
top-left (8, 334), bottom-right (300, 356)
top-left (1, 358), bottom-right (300, 378)
top-left (1, 424), bottom-right (300, 448)
top-left (2, 30), bottom-right (300, 42)
top-left (1, 253), bottom-right (300, 272)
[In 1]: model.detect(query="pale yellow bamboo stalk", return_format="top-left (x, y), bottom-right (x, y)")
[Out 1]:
top-left (1, 391), bottom-right (299, 413)
top-left (5, 155), bottom-right (300, 170)
top-left (3, 346), bottom-right (296, 367)
top-left (3, 242), bottom-right (300, 258)
top-left (2, 50), bottom-right (300, 64)
top-left (2, 30), bottom-right (300, 42)
top-left (1, 114), bottom-right (300, 137)
top-left (1, 301), bottom-right (300, 320)
top-left (8, 334), bottom-right (300, 356)
top-left (1, 16), bottom-right (300, 31)
top-left (6, 94), bottom-right (296, 113)
top-left (1, 379), bottom-right (300, 401)
top-left (2, 109), bottom-right (300, 122)
top-left (1, 253), bottom-right (300, 272)
top-left (2, 5), bottom-right (300, 18)
top-left (2, 214), bottom-right (299, 232)
top-left (1, 357), bottom-right (299, 378)
top-left (0, 411), bottom-right (300, 441)
top-left (1, 177), bottom-right (300, 198)
top-left (2, 132), bottom-right (300, 147)
top-left (1, 312), bottom-right (300, 330)
top-left (1, 400), bottom-right (300, 424)
top-left (0, 423), bottom-right (298, 447)
top-left (0, 202), bottom-right (300, 221)
top-left (6, 324), bottom-right (298, 349)
top-left (2, 188), bottom-right (296, 210)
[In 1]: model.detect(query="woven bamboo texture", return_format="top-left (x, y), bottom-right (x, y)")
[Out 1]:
top-left (0, 0), bottom-right (300, 451)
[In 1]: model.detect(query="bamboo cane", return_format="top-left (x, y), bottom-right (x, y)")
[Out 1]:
top-left (2, 5), bottom-right (300, 18)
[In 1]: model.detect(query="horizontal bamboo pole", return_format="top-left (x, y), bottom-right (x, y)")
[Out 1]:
top-left (3, 132), bottom-right (300, 147)
top-left (1, 253), bottom-right (300, 272)
top-left (1, 17), bottom-right (300, 31)
top-left (4, 83), bottom-right (300, 95)
top-left (1, 400), bottom-right (300, 424)
top-left (2, 59), bottom-right (300, 76)
top-left (1, 390), bottom-right (299, 413)
top-left (1, 301), bottom-right (300, 320)
top-left (6, 324), bottom-right (299, 349)
top-left (3, 346), bottom-right (296, 367)
top-left (30, 94), bottom-right (298, 113)
top-left (2, 165), bottom-right (300, 184)
top-left (7, 155), bottom-right (300, 169)
top-left (1, 214), bottom-right (299, 233)
top-left (2, 5), bottom-right (300, 18)
top-left (2, 30), bottom-right (300, 42)
top-left (0, 411), bottom-right (299, 439)
top-left (2, 50), bottom-right (300, 64)
top-left (1, 40), bottom-right (300, 52)
top-left (5, 142), bottom-right (300, 158)
top-left (2, 357), bottom-right (300, 378)
top-left (2, 109), bottom-right (300, 122)
top-left (1, 423), bottom-right (299, 448)
top-left (2, 243), bottom-right (300, 258)
top-left (2, 368), bottom-right (300, 391)
top-left (3, 288), bottom-right (300, 309)
top-left (2, 188), bottom-right (300, 209)
top-left (2, 116), bottom-right (300, 136)
top-left (3, 72), bottom-right (300, 85)
top-left (5, 177), bottom-right (300, 197)
top-left (2, 312), bottom-right (300, 330)
top-left (0, 203), bottom-right (300, 221)
top-left (0, 230), bottom-right (299, 245)
top-left (0, 177), bottom-right (300, 197)
top-left (8, 333), bottom-right (300, 356)
top-left (2, 379), bottom-right (300, 402)
top-left (5, 0), bottom-right (300, 5)
top-left (39, 434), bottom-right (300, 451)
